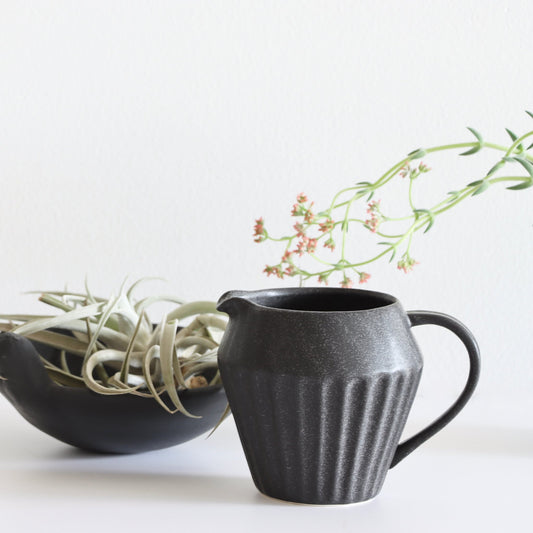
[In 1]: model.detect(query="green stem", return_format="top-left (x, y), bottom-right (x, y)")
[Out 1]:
top-left (408, 178), bottom-right (416, 211)
top-left (266, 235), bottom-right (294, 243)
top-left (490, 175), bottom-right (531, 184)
top-left (328, 186), bottom-right (359, 213)
top-left (505, 132), bottom-right (533, 156)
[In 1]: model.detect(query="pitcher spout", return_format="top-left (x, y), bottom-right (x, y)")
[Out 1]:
top-left (216, 290), bottom-right (252, 316)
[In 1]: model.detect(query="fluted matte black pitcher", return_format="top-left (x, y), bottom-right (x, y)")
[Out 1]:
top-left (217, 287), bottom-right (480, 505)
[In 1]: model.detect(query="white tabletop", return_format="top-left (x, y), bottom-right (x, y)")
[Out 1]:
top-left (0, 393), bottom-right (531, 533)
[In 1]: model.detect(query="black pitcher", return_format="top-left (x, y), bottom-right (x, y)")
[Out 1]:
top-left (216, 287), bottom-right (480, 505)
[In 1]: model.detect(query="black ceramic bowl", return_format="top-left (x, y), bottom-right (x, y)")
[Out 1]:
top-left (0, 332), bottom-right (227, 454)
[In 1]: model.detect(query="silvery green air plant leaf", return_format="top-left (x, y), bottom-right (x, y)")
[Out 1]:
top-left (0, 279), bottom-right (228, 418)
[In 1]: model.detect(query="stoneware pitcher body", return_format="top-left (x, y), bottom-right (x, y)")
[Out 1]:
top-left (217, 287), bottom-right (480, 505)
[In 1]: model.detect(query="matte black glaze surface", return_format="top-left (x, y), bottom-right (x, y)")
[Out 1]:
top-left (217, 287), bottom-right (480, 505)
top-left (0, 332), bottom-right (227, 454)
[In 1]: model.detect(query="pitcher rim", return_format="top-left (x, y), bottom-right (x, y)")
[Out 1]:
top-left (218, 287), bottom-right (399, 315)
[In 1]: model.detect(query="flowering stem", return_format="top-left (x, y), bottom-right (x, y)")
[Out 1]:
top-left (255, 116), bottom-right (533, 286)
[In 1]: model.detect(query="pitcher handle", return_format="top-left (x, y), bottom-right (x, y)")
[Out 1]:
top-left (390, 310), bottom-right (481, 468)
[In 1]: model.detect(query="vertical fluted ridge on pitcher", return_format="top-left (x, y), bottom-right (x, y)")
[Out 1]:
top-left (221, 368), bottom-right (419, 504)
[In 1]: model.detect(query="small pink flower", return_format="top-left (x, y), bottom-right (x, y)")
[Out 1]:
top-left (263, 265), bottom-right (275, 277)
top-left (284, 265), bottom-right (296, 276)
top-left (253, 217), bottom-right (265, 242)
top-left (366, 200), bottom-right (380, 214)
top-left (365, 215), bottom-right (381, 233)
top-left (293, 222), bottom-right (306, 237)
top-left (399, 164), bottom-right (411, 178)
top-left (318, 274), bottom-right (329, 285)
top-left (323, 237), bottom-right (335, 251)
top-left (296, 192), bottom-right (308, 204)
top-left (294, 237), bottom-right (308, 256)
top-left (291, 203), bottom-right (305, 217)
top-left (304, 204), bottom-right (315, 223)
top-left (397, 256), bottom-right (419, 273)
top-left (418, 162), bottom-right (431, 173)
top-left (319, 218), bottom-right (334, 233)
top-left (340, 277), bottom-right (353, 289)
top-left (264, 265), bottom-right (284, 278)
top-left (306, 238), bottom-right (317, 253)
top-left (358, 272), bottom-right (371, 284)
top-left (364, 200), bottom-right (382, 232)
top-left (281, 250), bottom-right (293, 262)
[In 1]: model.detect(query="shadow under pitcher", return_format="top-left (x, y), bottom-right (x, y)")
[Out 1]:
top-left (216, 287), bottom-right (480, 505)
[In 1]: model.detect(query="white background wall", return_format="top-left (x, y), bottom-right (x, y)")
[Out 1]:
top-left (0, 1), bottom-right (531, 417)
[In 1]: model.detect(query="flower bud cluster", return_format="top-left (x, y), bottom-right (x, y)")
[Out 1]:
top-left (253, 217), bottom-right (266, 243)
top-left (397, 255), bottom-right (419, 273)
top-left (399, 161), bottom-right (431, 180)
top-left (364, 200), bottom-right (382, 233)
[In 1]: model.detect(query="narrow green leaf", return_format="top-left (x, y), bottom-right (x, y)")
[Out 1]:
top-left (24, 319), bottom-right (136, 351)
top-left (0, 314), bottom-right (54, 321)
top-left (407, 148), bottom-right (426, 159)
top-left (172, 343), bottom-right (188, 390)
top-left (175, 336), bottom-right (217, 351)
top-left (0, 327), bottom-right (90, 355)
top-left (424, 215), bottom-right (435, 233)
top-left (23, 290), bottom-right (106, 302)
top-left (472, 181), bottom-right (490, 196)
top-left (167, 301), bottom-right (220, 322)
top-left (460, 145), bottom-right (482, 156)
top-left (505, 128), bottom-right (518, 141)
top-left (160, 318), bottom-right (198, 417)
top-left (466, 126), bottom-right (483, 143)
top-left (193, 314), bottom-right (227, 333)
top-left (12, 302), bottom-right (105, 336)
top-left (126, 276), bottom-right (166, 301)
top-left (38, 294), bottom-right (74, 313)
top-left (40, 360), bottom-right (86, 388)
top-left (83, 296), bottom-right (121, 359)
top-left (366, 191), bottom-right (375, 201)
top-left (207, 403), bottom-right (232, 438)
top-left (119, 311), bottom-right (147, 383)
top-left (467, 180), bottom-right (483, 187)
top-left (512, 156), bottom-right (533, 177)
top-left (208, 369), bottom-right (222, 387)
top-left (142, 345), bottom-right (177, 414)
top-left (446, 194), bottom-right (460, 204)
top-left (507, 180), bottom-right (533, 191)
top-left (84, 276), bottom-right (97, 304)
top-left (527, 142), bottom-right (533, 151)
top-left (60, 350), bottom-right (70, 373)
top-left (526, 110), bottom-right (533, 120)
top-left (506, 128), bottom-right (524, 152)
top-left (486, 160), bottom-right (505, 176)
top-left (182, 361), bottom-right (218, 382)
top-left (82, 350), bottom-right (139, 395)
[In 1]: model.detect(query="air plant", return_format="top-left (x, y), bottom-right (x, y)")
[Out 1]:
top-left (0, 279), bottom-right (227, 418)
